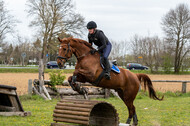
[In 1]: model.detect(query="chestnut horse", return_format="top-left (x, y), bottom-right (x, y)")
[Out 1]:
top-left (57, 37), bottom-right (163, 125)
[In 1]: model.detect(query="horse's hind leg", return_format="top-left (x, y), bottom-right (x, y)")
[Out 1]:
top-left (117, 89), bottom-right (138, 125)
top-left (125, 101), bottom-right (138, 125)
top-left (125, 100), bottom-right (137, 125)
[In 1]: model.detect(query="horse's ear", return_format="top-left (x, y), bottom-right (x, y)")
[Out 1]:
top-left (58, 37), bottom-right (62, 43)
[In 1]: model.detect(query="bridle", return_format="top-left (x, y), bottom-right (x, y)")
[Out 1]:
top-left (57, 42), bottom-right (93, 64)
top-left (57, 43), bottom-right (71, 62)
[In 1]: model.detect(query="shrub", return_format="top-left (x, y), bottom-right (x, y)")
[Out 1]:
top-left (49, 70), bottom-right (66, 91)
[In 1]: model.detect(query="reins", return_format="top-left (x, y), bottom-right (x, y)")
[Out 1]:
top-left (57, 42), bottom-right (92, 62)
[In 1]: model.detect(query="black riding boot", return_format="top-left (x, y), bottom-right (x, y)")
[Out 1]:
top-left (104, 58), bottom-right (111, 80)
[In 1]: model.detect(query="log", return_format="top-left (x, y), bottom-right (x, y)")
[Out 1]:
top-left (42, 85), bottom-right (52, 100)
top-left (33, 79), bottom-right (93, 86)
top-left (53, 117), bottom-right (89, 125)
top-left (51, 123), bottom-right (76, 126)
top-left (110, 89), bottom-right (120, 99)
top-left (33, 86), bottom-right (48, 100)
top-left (57, 103), bottom-right (93, 108)
top-left (46, 87), bottom-right (104, 95)
top-left (54, 109), bottom-right (90, 116)
top-left (55, 105), bottom-right (91, 112)
top-left (0, 111), bottom-right (31, 117)
top-left (58, 95), bottom-right (105, 99)
top-left (53, 113), bottom-right (89, 121)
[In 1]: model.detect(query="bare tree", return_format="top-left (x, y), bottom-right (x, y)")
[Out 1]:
top-left (26, 0), bottom-right (85, 62)
top-left (161, 3), bottom-right (190, 73)
top-left (0, 0), bottom-right (16, 42)
top-left (130, 35), bottom-right (163, 72)
top-left (26, 0), bottom-right (85, 99)
top-left (130, 34), bottom-right (141, 63)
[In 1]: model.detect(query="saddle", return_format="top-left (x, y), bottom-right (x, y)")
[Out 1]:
top-left (100, 57), bottom-right (120, 74)
top-left (92, 58), bottom-right (120, 86)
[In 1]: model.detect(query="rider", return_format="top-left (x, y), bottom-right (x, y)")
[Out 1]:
top-left (87, 21), bottom-right (112, 80)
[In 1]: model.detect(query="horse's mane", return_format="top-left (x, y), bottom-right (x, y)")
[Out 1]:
top-left (70, 38), bottom-right (94, 49)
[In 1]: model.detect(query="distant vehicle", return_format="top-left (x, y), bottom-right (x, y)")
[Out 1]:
top-left (46, 61), bottom-right (66, 69)
top-left (127, 63), bottom-right (148, 70)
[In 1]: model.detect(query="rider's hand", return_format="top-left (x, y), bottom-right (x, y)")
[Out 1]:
top-left (90, 49), bottom-right (96, 54)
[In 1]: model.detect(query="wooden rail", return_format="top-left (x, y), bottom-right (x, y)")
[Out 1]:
top-left (152, 80), bottom-right (190, 93)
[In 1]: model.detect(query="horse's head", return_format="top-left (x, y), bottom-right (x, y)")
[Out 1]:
top-left (57, 37), bottom-right (73, 69)
top-left (57, 37), bottom-right (94, 68)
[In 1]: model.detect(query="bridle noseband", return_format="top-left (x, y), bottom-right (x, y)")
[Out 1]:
top-left (57, 43), bottom-right (71, 62)
top-left (57, 42), bottom-right (93, 64)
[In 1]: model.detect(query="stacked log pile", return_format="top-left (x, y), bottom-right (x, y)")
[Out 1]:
top-left (32, 79), bottom-right (110, 99)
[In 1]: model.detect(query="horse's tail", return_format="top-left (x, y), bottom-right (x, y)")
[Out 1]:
top-left (136, 73), bottom-right (164, 101)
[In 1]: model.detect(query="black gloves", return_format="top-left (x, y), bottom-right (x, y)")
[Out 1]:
top-left (90, 49), bottom-right (97, 54)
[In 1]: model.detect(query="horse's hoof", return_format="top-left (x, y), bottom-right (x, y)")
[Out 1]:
top-left (132, 122), bottom-right (138, 126)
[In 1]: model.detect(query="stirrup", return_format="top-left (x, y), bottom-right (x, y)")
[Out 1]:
top-left (104, 72), bottom-right (111, 80)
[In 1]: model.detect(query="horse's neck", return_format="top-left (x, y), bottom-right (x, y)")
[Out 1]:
top-left (73, 44), bottom-right (90, 59)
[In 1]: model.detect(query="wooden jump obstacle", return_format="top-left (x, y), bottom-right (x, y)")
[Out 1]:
top-left (51, 99), bottom-right (119, 126)
top-left (0, 84), bottom-right (31, 116)
top-left (32, 79), bottom-right (111, 99)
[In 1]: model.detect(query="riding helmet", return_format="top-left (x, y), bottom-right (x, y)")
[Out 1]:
top-left (87, 21), bottom-right (97, 29)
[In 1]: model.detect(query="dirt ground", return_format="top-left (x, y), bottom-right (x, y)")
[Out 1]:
top-left (0, 73), bottom-right (189, 95)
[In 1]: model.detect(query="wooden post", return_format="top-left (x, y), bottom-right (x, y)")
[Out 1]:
top-left (104, 89), bottom-right (110, 98)
top-left (38, 59), bottom-right (44, 93)
top-left (182, 82), bottom-right (187, 93)
top-left (28, 79), bottom-right (33, 95)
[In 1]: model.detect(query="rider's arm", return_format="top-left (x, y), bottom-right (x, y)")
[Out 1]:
top-left (98, 32), bottom-right (106, 51)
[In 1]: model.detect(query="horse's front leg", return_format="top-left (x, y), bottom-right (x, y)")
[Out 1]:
top-left (68, 74), bottom-right (89, 99)
top-left (68, 76), bottom-right (77, 91)
top-left (68, 69), bottom-right (94, 99)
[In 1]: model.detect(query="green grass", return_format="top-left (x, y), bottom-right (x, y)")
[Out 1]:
top-left (0, 92), bottom-right (190, 126)
top-left (0, 68), bottom-right (74, 73)
top-left (130, 69), bottom-right (190, 75)
top-left (0, 65), bottom-right (38, 67)
top-left (1, 67), bottom-right (190, 74)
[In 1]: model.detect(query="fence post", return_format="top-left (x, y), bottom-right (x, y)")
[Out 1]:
top-left (104, 89), bottom-right (110, 98)
top-left (182, 82), bottom-right (187, 93)
top-left (28, 79), bottom-right (33, 95)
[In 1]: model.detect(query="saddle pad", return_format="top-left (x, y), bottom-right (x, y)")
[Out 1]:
top-left (101, 62), bottom-right (120, 74)
top-left (111, 64), bottom-right (120, 73)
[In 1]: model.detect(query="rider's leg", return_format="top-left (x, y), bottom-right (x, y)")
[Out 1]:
top-left (103, 41), bottom-right (112, 80)
top-left (104, 57), bottom-right (111, 79)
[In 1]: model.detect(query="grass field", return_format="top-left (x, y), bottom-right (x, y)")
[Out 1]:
top-left (0, 93), bottom-right (190, 126)
top-left (1, 68), bottom-right (190, 74)
top-left (0, 68), bottom-right (74, 73)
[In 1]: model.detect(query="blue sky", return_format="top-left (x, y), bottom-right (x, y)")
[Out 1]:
top-left (5, 0), bottom-right (190, 43)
